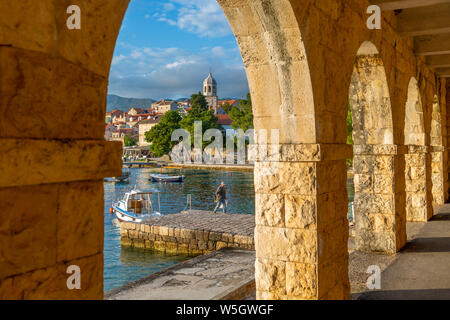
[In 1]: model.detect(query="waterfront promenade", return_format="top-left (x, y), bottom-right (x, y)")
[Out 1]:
top-left (120, 210), bottom-right (255, 255)
top-left (105, 249), bottom-right (255, 300)
top-left (351, 204), bottom-right (450, 300)
top-left (118, 205), bottom-right (450, 300)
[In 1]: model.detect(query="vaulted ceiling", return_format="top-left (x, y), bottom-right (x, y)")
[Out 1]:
top-left (373, 0), bottom-right (450, 77)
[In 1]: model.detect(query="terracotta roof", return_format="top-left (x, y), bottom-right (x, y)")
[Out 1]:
top-left (216, 114), bottom-right (232, 126)
top-left (129, 107), bottom-right (147, 113)
top-left (138, 115), bottom-right (162, 125)
top-left (114, 128), bottom-right (133, 134)
top-left (134, 114), bottom-right (152, 118)
top-left (106, 109), bottom-right (124, 116)
top-left (218, 99), bottom-right (237, 106)
top-left (152, 100), bottom-right (175, 106)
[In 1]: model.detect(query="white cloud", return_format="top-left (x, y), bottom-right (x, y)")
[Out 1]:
top-left (130, 50), bottom-right (143, 59)
top-left (108, 45), bottom-right (248, 99)
top-left (112, 54), bottom-right (127, 65)
top-left (154, 0), bottom-right (232, 38)
top-left (163, 3), bottom-right (176, 11)
top-left (165, 58), bottom-right (196, 69)
top-left (157, 16), bottom-right (177, 26)
top-left (211, 46), bottom-right (227, 57)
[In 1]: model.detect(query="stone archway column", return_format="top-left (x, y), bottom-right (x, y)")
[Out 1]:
top-left (254, 143), bottom-right (351, 300)
top-left (431, 146), bottom-right (445, 207)
top-left (353, 145), bottom-right (406, 254)
top-left (405, 146), bottom-right (431, 222)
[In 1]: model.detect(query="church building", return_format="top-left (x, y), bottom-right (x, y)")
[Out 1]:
top-left (203, 72), bottom-right (218, 112)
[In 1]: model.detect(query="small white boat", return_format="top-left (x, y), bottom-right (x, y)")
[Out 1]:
top-left (150, 174), bottom-right (185, 183)
top-left (112, 187), bottom-right (161, 223)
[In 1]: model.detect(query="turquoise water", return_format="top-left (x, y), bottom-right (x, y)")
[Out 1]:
top-left (103, 168), bottom-right (255, 292)
top-left (103, 168), bottom-right (354, 292)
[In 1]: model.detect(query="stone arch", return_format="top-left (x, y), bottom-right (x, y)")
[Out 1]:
top-left (350, 41), bottom-right (394, 146)
top-left (404, 78), bottom-right (430, 222)
top-left (430, 95), bottom-right (445, 207)
top-left (219, 0), bottom-right (316, 144)
top-left (0, 0), bottom-right (351, 301)
top-left (220, 0), bottom-right (349, 300)
top-left (349, 41), bottom-right (405, 253)
top-left (404, 78), bottom-right (425, 146)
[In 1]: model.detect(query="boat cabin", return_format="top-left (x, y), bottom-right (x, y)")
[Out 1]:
top-left (116, 189), bottom-right (159, 216)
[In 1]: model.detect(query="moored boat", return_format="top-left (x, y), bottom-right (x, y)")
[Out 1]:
top-left (112, 188), bottom-right (161, 223)
top-left (150, 174), bottom-right (185, 183)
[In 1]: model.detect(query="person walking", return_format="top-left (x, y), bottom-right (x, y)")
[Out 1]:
top-left (213, 181), bottom-right (227, 214)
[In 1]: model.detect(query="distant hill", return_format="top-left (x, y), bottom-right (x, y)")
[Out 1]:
top-left (106, 94), bottom-right (242, 113)
top-left (107, 94), bottom-right (156, 112)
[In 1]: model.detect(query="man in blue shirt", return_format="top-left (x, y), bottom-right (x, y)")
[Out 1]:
top-left (213, 181), bottom-right (227, 214)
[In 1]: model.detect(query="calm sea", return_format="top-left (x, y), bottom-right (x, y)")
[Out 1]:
top-left (104, 167), bottom-right (355, 292)
top-left (103, 168), bottom-right (255, 292)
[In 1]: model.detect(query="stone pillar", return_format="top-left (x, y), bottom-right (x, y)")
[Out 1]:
top-left (353, 145), bottom-right (406, 254)
top-left (254, 143), bottom-right (351, 300)
top-left (405, 146), bottom-right (431, 222)
top-left (431, 146), bottom-right (445, 207)
top-left (0, 0), bottom-right (128, 299)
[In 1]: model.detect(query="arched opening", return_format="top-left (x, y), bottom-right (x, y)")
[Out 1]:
top-left (104, 0), bottom-right (257, 295)
top-left (348, 41), bottom-right (404, 254)
top-left (404, 78), bottom-right (429, 222)
top-left (0, 0), bottom-right (352, 301)
top-left (106, 0), bottom-right (352, 301)
top-left (430, 95), bottom-right (445, 207)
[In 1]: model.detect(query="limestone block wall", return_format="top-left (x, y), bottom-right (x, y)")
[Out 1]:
top-left (353, 145), bottom-right (406, 253)
top-left (120, 222), bottom-right (254, 256)
top-left (254, 143), bottom-right (351, 300)
top-left (431, 147), bottom-right (445, 207)
top-left (446, 81), bottom-right (450, 199)
top-left (0, 0), bottom-right (448, 301)
top-left (405, 146), bottom-right (430, 222)
top-left (0, 0), bottom-right (127, 299)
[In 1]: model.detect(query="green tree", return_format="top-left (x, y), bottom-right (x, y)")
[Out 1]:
top-left (145, 111), bottom-right (182, 157)
top-left (227, 93), bottom-right (254, 132)
top-left (179, 92), bottom-right (222, 148)
top-left (346, 103), bottom-right (353, 167)
top-left (189, 92), bottom-right (208, 111)
top-left (221, 102), bottom-right (232, 114)
top-left (124, 134), bottom-right (136, 147)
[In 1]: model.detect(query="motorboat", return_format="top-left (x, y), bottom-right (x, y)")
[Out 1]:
top-left (150, 174), bottom-right (185, 183)
top-left (112, 187), bottom-right (161, 223)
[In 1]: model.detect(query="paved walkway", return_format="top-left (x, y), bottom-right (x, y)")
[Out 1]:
top-left (149, 210), bottom-right (255, 238)
top-left (105, 249), bottom-right (255, 300)
top-left (113, 206), bottom-right (450, 300)
top-left (354, 204), bottom-right (450, 300)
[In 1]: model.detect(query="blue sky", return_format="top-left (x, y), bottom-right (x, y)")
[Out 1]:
top-left (108, 0), bottom-right (249, 100)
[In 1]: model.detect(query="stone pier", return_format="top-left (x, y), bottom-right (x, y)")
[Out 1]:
top-left (405, 146), bottom-right (430, 222)
top-left (120, 210), bottom-right (255, 255)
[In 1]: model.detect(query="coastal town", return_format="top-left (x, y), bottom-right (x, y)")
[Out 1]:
top-left (5, 0), bottom-right (450, 305)
top-left (105, 73), bottom-right (237, 158)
